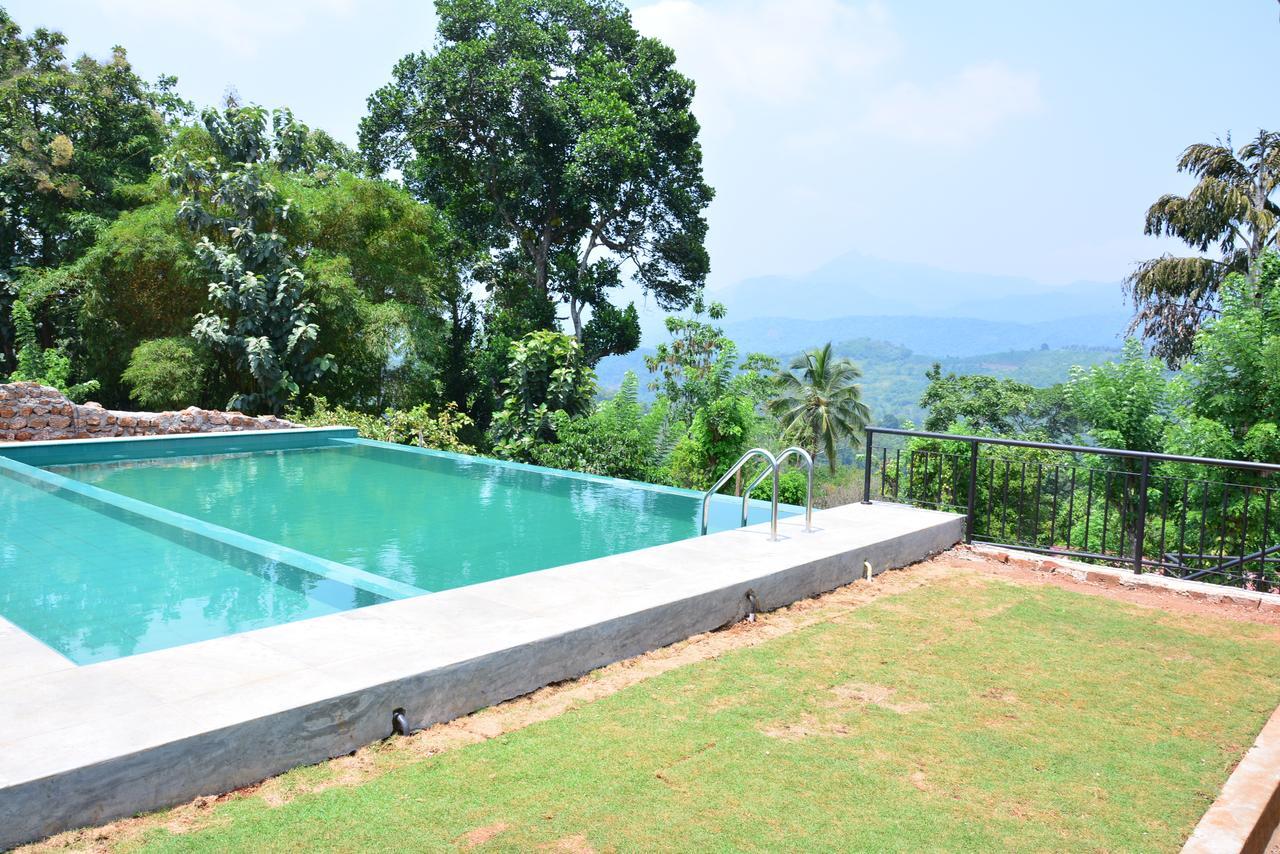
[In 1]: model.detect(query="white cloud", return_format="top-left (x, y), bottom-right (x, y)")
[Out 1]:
top-left (631, 0), bottom-right (1039, 149)
top-left (864, 62), bottom-right (1042, 146)
top-left (632, 0), bottom-right (898, 137)
top-left (626, 0), bottom-right (1049, 285)
top-left (633, 0), bottom-right (897, 101)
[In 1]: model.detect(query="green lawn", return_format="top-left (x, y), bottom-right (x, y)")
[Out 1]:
top-left (123, 571), bottom-right (1280, 853)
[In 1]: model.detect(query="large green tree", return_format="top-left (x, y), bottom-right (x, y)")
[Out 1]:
top-left (919, 364), bottom-right (1036, 435)
top-left (1128, 132), bottom-right (1280, 364)
top-left (360, 0), bottom-right (713, 363)
top-left (0, 9), bottom-right (187, 368)
top-left (768, 343), bottom-right (871, 474)
top-left (292, 171), bottom-right (461, 411)
top-left (917, 364), bottom-right (1081, 441)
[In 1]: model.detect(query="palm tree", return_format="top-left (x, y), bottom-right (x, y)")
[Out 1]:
top-left (1129, 131), bottom-right (1280, 363)
top-left (767, 343), bottom-right (871, 474)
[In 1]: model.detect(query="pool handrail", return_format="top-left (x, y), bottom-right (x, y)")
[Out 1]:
top-left (743, 446), bottom-right (814, 533)
top-left (700, 448), bottom-right (779, 539)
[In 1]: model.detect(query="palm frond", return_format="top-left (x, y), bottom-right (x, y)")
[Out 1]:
top-left (1179, 141), bottom-right (1246, 183)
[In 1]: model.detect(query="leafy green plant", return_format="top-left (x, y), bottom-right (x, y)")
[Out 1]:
top-left (1066, 338), bottom-right (1169, 453)
top-left (161, 106), bottom-right (334, 414)
top-left (489, 331), bottom-right (596, 459)
top-left (1178, 251), bottom-right (1280, 462)
top-left (749, 468), bottom-right (809, 506)
top-left (528, 373), bottom-right (668, 481)
top-left (645, 296), bottom-right (735, 422)
top-left (666, 394), bottom-right (756, 490)
top-left (121, 337), bottom-right (208, 410)
top-left (5, 301), bottom-right (99, 401)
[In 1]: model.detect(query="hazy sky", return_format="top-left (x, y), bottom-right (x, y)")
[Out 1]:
top-left (6, 0), bottom-right (1276, 289)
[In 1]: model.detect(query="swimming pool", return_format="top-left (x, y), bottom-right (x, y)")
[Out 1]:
top-left (0, 429), bottom-right (785, 664)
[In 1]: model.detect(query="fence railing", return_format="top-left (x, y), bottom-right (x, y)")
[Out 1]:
top-left (862, 426), bottom-right (1280, 592)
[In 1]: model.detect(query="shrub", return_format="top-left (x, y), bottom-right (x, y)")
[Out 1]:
top-left (665, 395), bottom-right (755, 490)
top-left (526, 375), bottom-right (669, 481)
top-left (291, 396), bottom-right (475, 454)
top-left (122, 338), bottom-right (208, 410)
top-left (749, 468), bottom-right (809, 505)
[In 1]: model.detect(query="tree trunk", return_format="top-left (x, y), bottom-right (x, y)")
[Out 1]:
top-left (568, 296), bottom-right (583, 340)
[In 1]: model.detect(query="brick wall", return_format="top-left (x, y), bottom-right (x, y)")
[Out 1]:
top-left (0, 383), bottom-right (297, 442)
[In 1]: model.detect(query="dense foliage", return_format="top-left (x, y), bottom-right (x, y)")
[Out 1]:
top-left (527, 372), bottom-right (670, 481)
top-left (7, 299), bottom-right (97, 400)
top-left (290, 396), bottom-right (475, 454)
top-left (490, 330), bottom-right (596, 459)
top-left (121, 337), bottom-right (206, 410)
top-left (0, 9), bottom-right (188, 368)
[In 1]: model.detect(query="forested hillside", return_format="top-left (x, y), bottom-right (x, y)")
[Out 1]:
top-left (598, 340), bottom-right (1120, 428)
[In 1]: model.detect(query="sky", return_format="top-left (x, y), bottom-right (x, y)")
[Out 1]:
top-left (6, 0), bottom-right (1277, 291)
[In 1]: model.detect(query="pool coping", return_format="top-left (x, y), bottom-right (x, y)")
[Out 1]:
top-left (0, 488), bottom-right (962, 847)
top-left (1, 426), bottom-right (779, 506)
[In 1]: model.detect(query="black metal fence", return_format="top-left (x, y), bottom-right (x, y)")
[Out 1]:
top-left (862, 427), bottom-right (1280, 592)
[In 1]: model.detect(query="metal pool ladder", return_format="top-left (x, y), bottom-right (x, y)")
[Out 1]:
top-left (699, 446), bottom-right (815, 541)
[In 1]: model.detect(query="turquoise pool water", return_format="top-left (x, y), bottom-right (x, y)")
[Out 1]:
top-left (0, 460), bottom-right (384, 664)
top-left (0, 433), bottom-right (779, 664)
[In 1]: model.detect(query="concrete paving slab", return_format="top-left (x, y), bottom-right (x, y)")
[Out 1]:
top-left (0, 618), bottom-right (75, 687)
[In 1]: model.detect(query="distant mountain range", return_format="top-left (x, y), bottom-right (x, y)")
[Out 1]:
top-left (706, 250), bottom-right (1129, 325)
top-left (633, 251), bottom-right (1132, 356)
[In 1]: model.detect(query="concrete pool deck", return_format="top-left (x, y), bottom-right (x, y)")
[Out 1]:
top-left (0, 500), bottom-right (962, 848)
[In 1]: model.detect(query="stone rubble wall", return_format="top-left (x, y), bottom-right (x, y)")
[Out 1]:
top-left (0, 382), bottom-right (298, 442)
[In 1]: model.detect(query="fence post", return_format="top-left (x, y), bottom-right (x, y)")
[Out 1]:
top-left (1133, 456), bottom-right (1150, 574)
top-left (861, 429), bottom-right (874, 504)
top-left (966, 440), bottom-right (979, 544)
